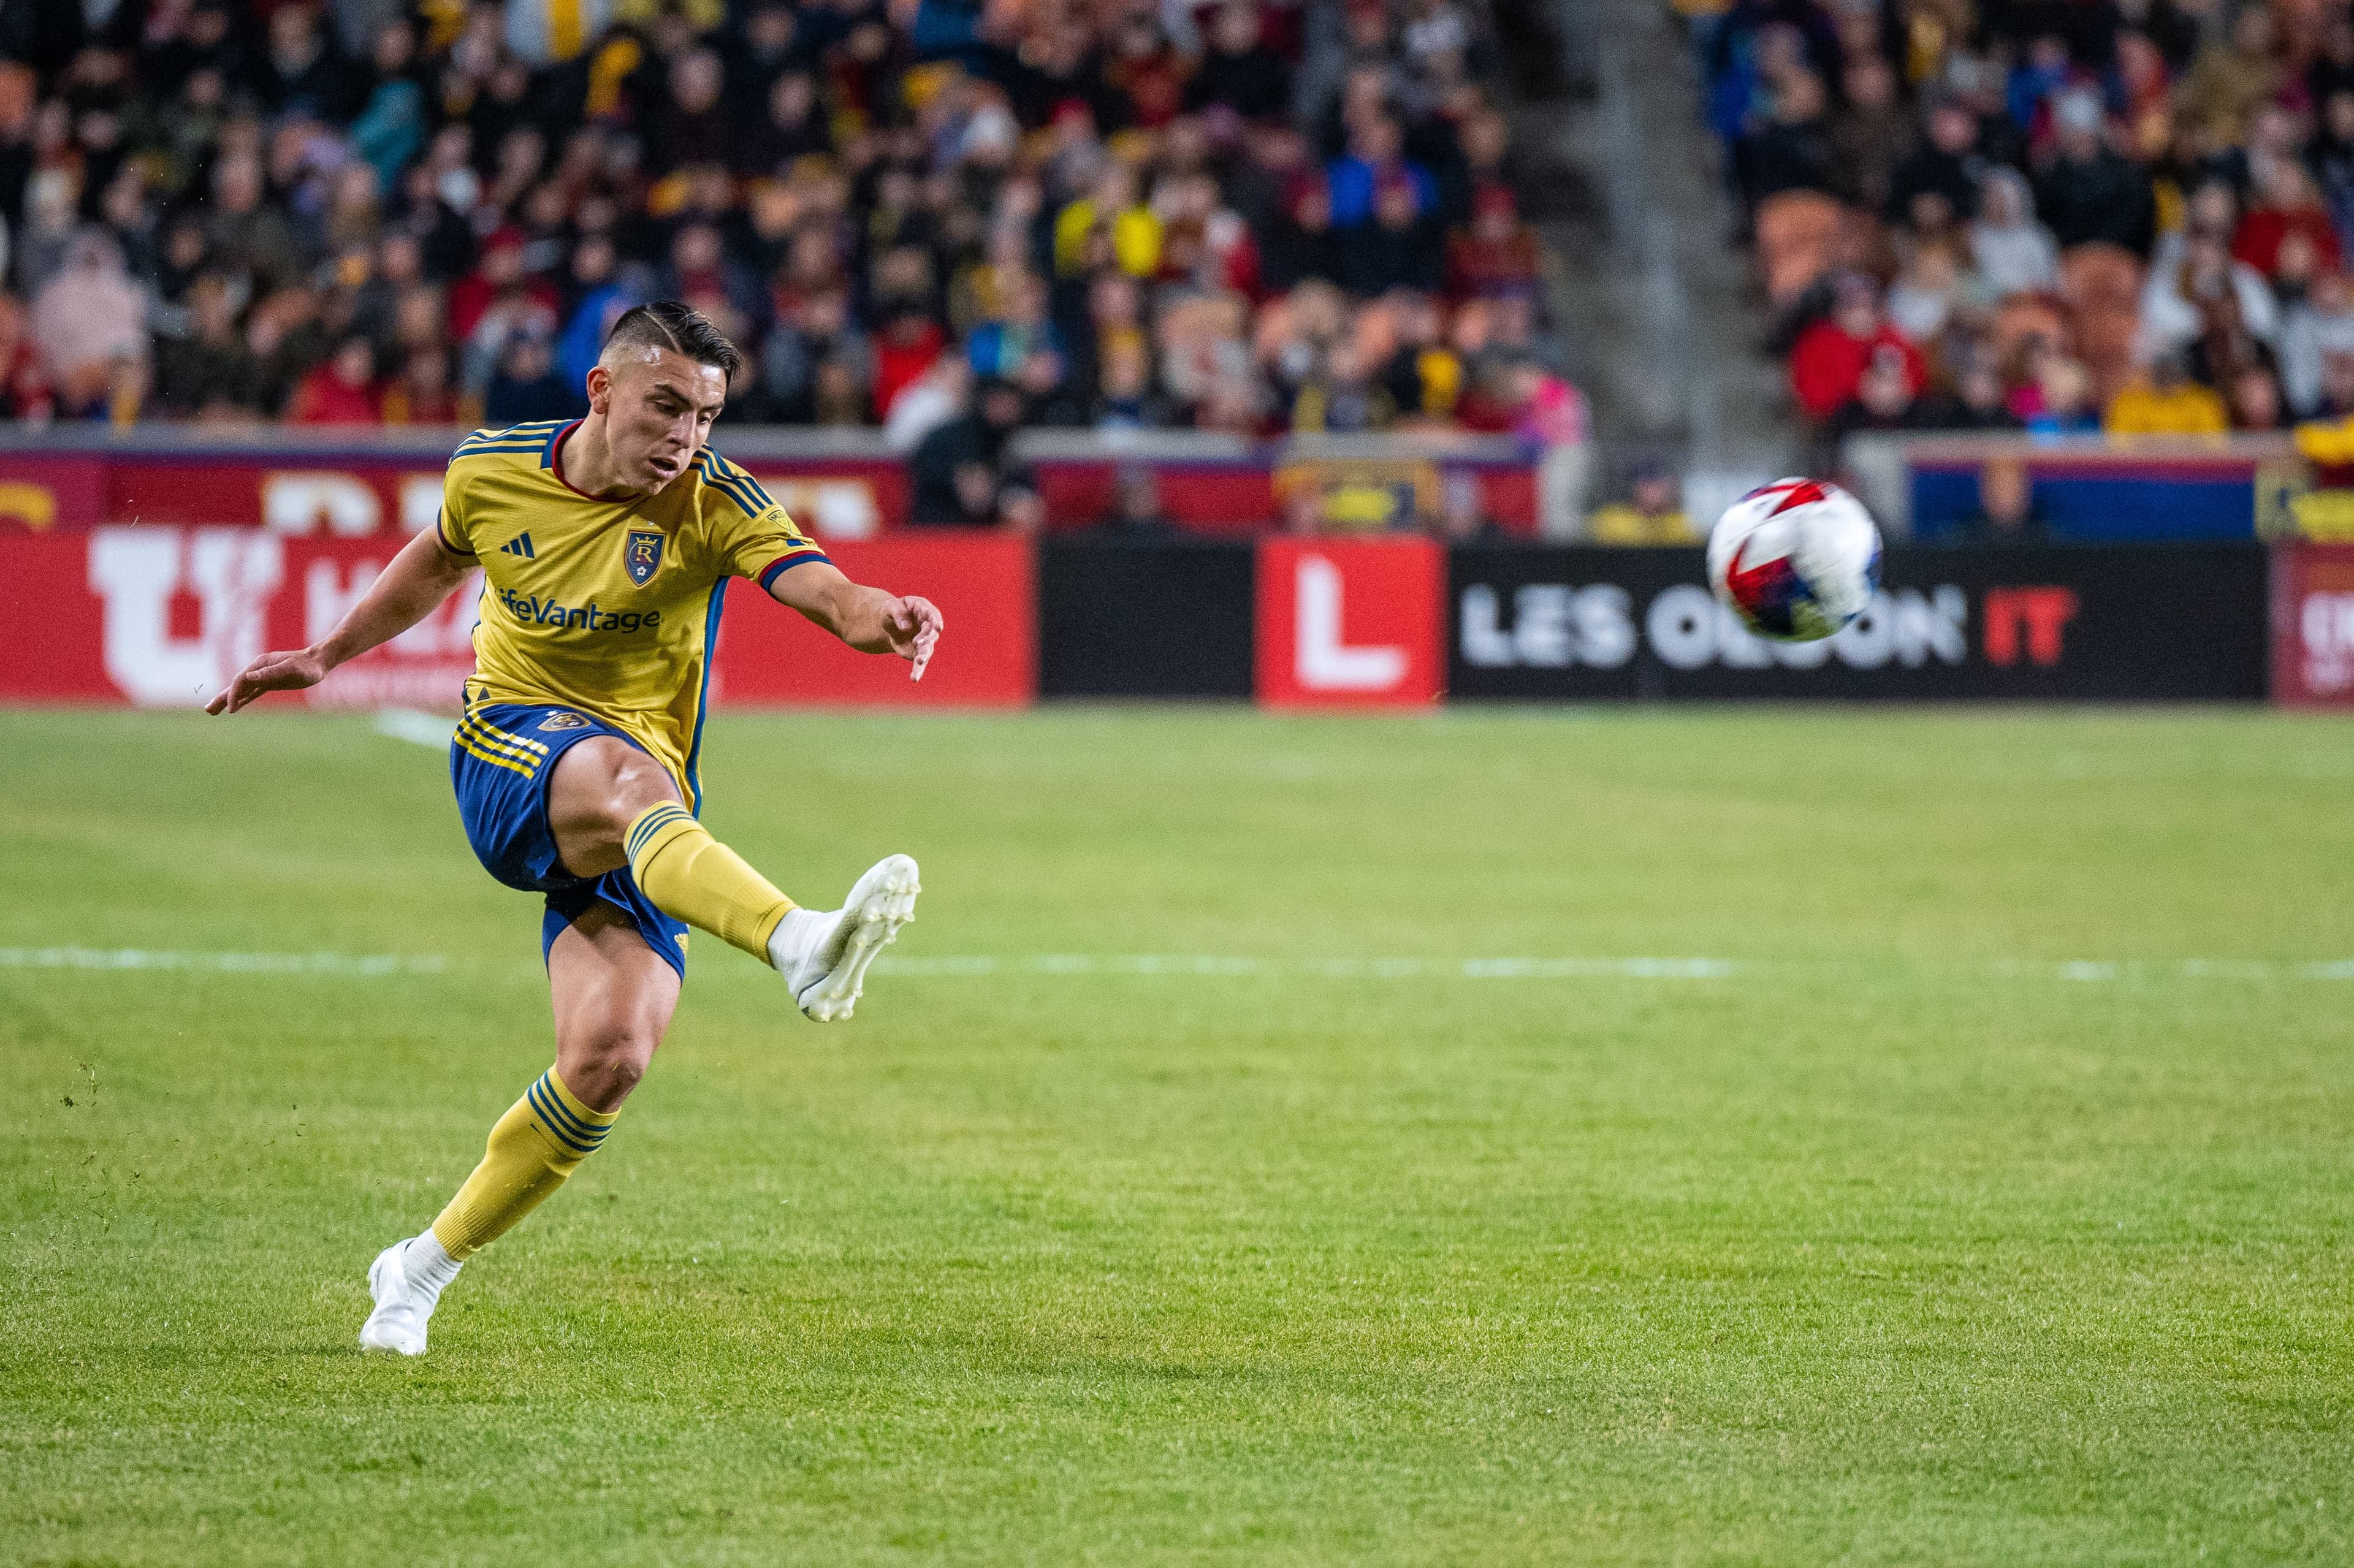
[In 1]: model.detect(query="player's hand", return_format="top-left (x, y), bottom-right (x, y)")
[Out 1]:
top-left (883, 596), bottom-right (944, 681)
top-left (206, 647), bottom-right (330, 714)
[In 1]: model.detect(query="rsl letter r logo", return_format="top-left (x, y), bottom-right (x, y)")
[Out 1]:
top-left (624, 529), bottom-right (664, 587)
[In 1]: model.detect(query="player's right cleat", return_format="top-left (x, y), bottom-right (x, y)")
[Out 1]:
top-left (358, 1235), bottom-right (458, 1356)
top-left (770, 853), bottom-right (921, 1022)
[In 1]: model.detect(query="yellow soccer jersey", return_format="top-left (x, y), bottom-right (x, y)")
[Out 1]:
top-left (437, 419), bottom-right (828, 807)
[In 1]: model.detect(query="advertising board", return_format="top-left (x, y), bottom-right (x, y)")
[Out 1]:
top-left (1447, 545), bottom-right (2269, 701)
top-left (0, 530), bottom-right (1030, 709)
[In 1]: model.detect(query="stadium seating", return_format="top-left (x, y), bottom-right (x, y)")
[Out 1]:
top-left (1705, 0), bottom-right (2354, 446)
top-left (0, 0), bottom-right (1576, 493)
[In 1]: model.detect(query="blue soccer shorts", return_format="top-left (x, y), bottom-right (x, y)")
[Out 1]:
top-left (449, 702), bottom-right (690, 979)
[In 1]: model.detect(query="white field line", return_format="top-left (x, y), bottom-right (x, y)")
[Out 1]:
top-left (875, 954), bottom-right (2354, 983)
top-left (0, 947), bottom-right (446, 976)
top-left (7, 948), bottom-right (2353, 984)
top-left (373, 708), bottom-right (456, 748)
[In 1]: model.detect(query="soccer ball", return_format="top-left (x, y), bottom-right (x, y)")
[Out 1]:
top-left (1706, 478), bottom-right (1883, 642)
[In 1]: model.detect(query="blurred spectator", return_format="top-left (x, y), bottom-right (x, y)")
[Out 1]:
top-left (2178, 7), bottom-right (2279, 150)
top-left (33, 232), bottom-right (148, 413)
top-left (1584, 462), bottom-right (1694, 544)
top-left (287, 335), bottom-right (380, 425)
top-left (1968, 169), bottom-right (2059, 299)
top-left (1379, 295), bottom-right (1465, 422)
top-left (1434, 468), bottom-right (1509, 542)
top-left (383, 346), bottom-right (460, 426)
top-left (1791, 275), bottom-right (1924, 422)
top-left (1889, 93), bottom-right (1986, 229)
top-left (2139, 222), bottom-right (2279, 380)
top-left (154, 273), bottom-right (261, 419)
top-left (1827, 53), bottom-right (1906, 215)
top-left (1292, 338), bottom-right (1393, 432)
top-left (1949, 457), bottom-right (2051, 546)
top-left (1736, 68), bottom-right (1837, 207)
top-left (1826, 342), bottom-right (1930, 457)
top-left (2280, 270), bottom-right (2354, 417)
top-left (908, 377), bottom-right (1040, 529)
top-left (2105, 350), bottom-right (2228, 436)
top-left (0, 294), bottom-right (56, 422)
top-left (2033, 90), bottom-right (2155, 256)
top-left (1095, 465), bottom-right (1179, 537)
top-left (2228, 364), bottom-right (2285, 432)
top-left (1914, 351), bottom-right (2024, 430)
top-left (484, 332), bottom-right (576, 425)
top-left (1188, 4), bottom-right (1293, 121)
top-left (1446, 188), bottom-right (1541, 303)
top-left (2234, 162), bottom-right (2344, 281)
top-left (2019, 351), bottom-right (2100, 438)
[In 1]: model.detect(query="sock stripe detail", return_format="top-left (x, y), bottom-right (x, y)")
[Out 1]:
top-left (625, 804), bottom-right (695, 861)
top-left (527, 1076), bottom-right (609, 1155)
top-left (535, 1070), bottom-right (616, 1136)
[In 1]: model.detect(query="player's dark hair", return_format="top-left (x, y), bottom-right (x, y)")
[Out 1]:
top-left (601, 300), bottom-right (742, 378)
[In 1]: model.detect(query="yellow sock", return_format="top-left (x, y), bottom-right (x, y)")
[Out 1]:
top-left (625, 802), bottom-right (794, 961)
top-left (430, 1067), bottom-right (619, 1260)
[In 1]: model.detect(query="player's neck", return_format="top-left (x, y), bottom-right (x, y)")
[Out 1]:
top-left (559, 414), bottom-right (649, 501)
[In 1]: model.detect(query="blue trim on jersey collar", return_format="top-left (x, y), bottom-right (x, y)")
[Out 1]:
top-left (541, 419), bottom-right (580, 470)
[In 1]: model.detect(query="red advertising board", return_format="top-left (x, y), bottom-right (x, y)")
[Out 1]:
top-left (2272, 542), bottom-right (2354, 705)
top-left (0, 452), bottom-right (107, 530)
top-left (0, 528), bottom-right (1032, 709)
top-left (1254, 536), bottom-right (1444, 708)
top-left (714, 535), bottom-right (1033, 707)
top-left (0, 440), bottom-right (1539, 538)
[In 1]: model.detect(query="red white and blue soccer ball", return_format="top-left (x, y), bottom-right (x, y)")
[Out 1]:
top-left (1706, 478), bottom-right (1884, 643)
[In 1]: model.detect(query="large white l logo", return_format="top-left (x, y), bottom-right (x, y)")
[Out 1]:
top-left (1295, 554), bottom-right (1406, 691)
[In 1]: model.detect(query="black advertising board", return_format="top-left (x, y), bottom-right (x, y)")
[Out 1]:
top-left (1039, 539), bottom-right (1256, 697)
top-left (1447, 545), bottom-right (2269, 701)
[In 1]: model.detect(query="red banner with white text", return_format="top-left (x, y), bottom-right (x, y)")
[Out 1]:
top-left (0, 528), bottom-right (1032, 709)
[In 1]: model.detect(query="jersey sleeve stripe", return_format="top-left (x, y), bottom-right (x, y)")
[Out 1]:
top-left (435, 512), bottom-right (476, 558)
top-left (717, 456), bottom-right (777, 510)
top-left (701, 468), bottom-right (765, 517)
top-left (757, 549), bottom-right (830, 590)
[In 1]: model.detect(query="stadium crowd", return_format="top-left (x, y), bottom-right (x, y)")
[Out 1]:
top-left (0, 0), bottom-right (1580, 493)
top-left (1705, 0), bottom-right (2354, 455)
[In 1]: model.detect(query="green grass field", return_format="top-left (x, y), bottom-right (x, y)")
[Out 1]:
top-left (4, 706), bottom-right (2353, 1566)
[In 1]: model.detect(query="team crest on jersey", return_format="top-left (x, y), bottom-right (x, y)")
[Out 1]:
top-left (538, 712), bottom-right (590, 731)
top-left (623, 529), bottom-right (665, 587)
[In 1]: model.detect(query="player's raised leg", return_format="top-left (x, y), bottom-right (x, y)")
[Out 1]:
top-left (547, 735), bottom-right (919, 1022)
top-left (361, 904), bottom-right (675, 1355)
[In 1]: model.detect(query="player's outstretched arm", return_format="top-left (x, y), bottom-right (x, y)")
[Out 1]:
top-left (207, 525), bottom-right (475, 714)
top-left (765, 560), bottom-right (945, 681)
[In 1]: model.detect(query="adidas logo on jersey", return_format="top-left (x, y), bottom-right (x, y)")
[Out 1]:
top-left (500, 534), bottom-right (536, 559)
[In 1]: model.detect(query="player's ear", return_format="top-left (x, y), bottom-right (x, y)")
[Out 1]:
top-left (585, 363), bottom-right (612, 414)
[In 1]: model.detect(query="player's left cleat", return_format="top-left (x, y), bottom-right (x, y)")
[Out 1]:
top-left (769, 853), bottom-right (921, 1022)
top-left (358, 1234), bottom-right (459, 1356)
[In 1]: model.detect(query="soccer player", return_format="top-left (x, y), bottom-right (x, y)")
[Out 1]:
top-left (207, 302), bottom-right (943, 1356)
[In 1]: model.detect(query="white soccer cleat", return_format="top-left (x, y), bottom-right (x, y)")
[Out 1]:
top-left (771, 853), bottom-right (920, 1022)
top-left (359, 1238), bottom-right (443, 1356)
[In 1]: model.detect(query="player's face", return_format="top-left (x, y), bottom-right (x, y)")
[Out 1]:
top-left (592, 347), bottom-right (729, 493)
